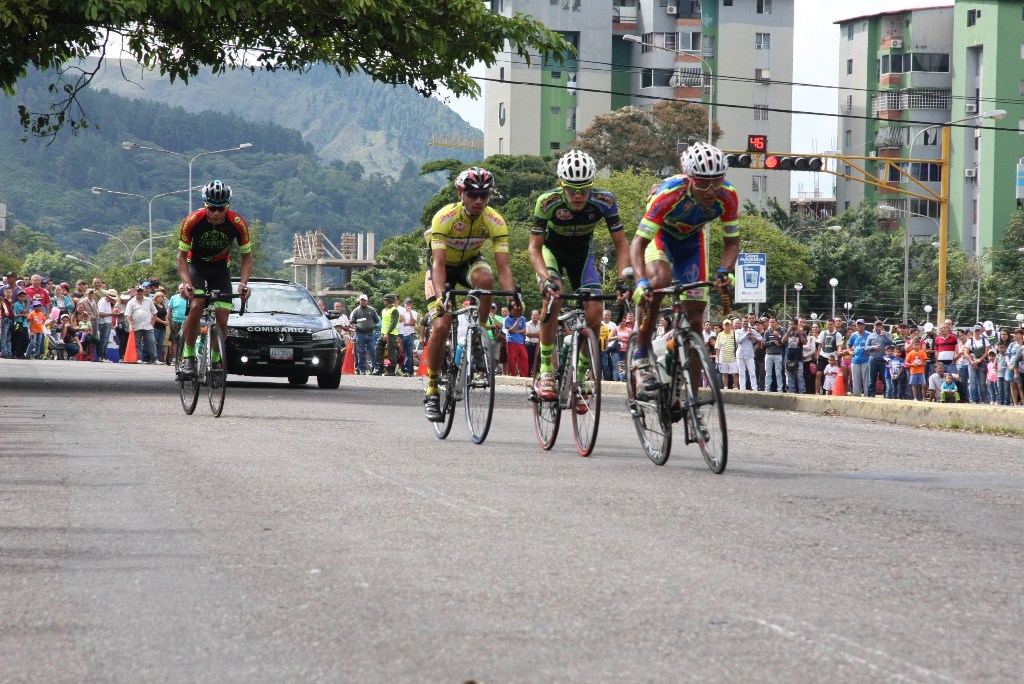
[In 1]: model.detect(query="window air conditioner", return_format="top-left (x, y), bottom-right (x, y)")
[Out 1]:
top-left (965, 103), bottom-right (978, 114)
top-left (667, 5), bottom-right (677, 14)
top-left (890, 39), bottom-right (903, 49)
top-left (964, 168), bottom-right (977, 179)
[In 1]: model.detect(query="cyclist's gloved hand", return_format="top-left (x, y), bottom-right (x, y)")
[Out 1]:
top-left (715, 268), bottom-right (735, 289)
top-left (542, 276), bottom-right (561, 296)
top-left (428, 298), bottom-right (444, 315)
top-left (632, 279), bottom-right (649, 307)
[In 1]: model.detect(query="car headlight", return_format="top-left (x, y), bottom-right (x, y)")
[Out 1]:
top-left (312, 327), bottom-right (337, 341)
top-left (226, 328), bottom-right (251, 339)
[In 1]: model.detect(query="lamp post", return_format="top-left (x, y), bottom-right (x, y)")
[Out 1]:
top-left (623, 34), bottom-right (713, 142)
top-left (879, 206), bottom-right (940, 324)
top-left (66, 254), bottom-right (101, 271)
top-left (829, 278), bottom-right (839, 319)
top-left (122, 141), bottom-right (252, 213)
top-left (843, 301), bottom-right (852, 322)
top-left (793, 283), bottom-right (803, 319)
top-left (82, 228), bottom-right (132, 263)
top-left (908, 109), bottom-right (1006, 324)
top-left (129, 234), bottom-right (174, 263)
top-left (91, 186), bottom-right (200, 263)
top-left (1017, 313), bottom-right (1024, 326)
top-left (600, 255), bottom-right (609, 284)
top-left (924, 304), bottom-right (932, 324)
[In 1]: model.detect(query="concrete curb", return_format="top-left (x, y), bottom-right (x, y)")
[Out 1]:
top-left (492, 376), bottom-right (1023, 432)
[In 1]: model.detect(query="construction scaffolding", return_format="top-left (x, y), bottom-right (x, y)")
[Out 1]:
top-left (283, 230), bottom-right (378, 298)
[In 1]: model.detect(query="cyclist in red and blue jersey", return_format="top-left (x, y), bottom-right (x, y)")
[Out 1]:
top-left (175, 179), bottom-right (253, 377)
top-left (629, 142), bottom-right (739, 392)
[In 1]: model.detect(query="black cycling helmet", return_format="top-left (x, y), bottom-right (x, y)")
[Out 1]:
top-left (383, 292), bottom-right (397, 302)
top-left (202, 179), bottom-right (232, 207)
top-left (455, 167), bottom-right (495, 192)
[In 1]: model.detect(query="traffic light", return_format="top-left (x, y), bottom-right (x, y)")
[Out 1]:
top-left (725, 152), bottom-right (752, 168)
top-left (763, 155), bottom-right (824, 171)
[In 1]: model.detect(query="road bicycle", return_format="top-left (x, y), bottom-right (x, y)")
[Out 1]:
top-left (430, 286), bottom-right (521, 444)
top-left (625, 280), bottom-right (728, 472)
top-left (530, 288), bottom-right (625, 457)
top-left (176, 290), bottom-right (244, 417)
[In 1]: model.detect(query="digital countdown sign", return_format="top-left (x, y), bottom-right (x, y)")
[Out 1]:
top-left (747, 134), bottom-right (768, 153)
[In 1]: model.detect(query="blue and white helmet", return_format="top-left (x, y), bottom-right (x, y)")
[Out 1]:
top-left (202, 179), bottom-right (232, 206)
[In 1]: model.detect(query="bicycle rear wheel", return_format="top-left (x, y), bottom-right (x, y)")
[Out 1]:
top-left (177, 342), bottom-right (200, 415)
top-left (680, 330), bottom-right (728, 473)
top-left (571, 328), bottom-right (601, 457)
top-left (625, 333), bottom-right (672, 465)
top-left (463, 328), bottom-right (495, 444)
top-left (531, 337), bottom-right (560, 449)
top-left (207, 325), bottom-right (227, 417)
top-left (431, 339), bottom-right (456, 440)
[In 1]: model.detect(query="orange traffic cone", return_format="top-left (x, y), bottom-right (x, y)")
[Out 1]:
top-left (341, 343), bottom-right (356, 375)
top-left (417, 338), bottom-right (430, 375)
top-left (124, 331), bottom-right (138, 363)
top-left (832, 370), bottom-right (846, 396)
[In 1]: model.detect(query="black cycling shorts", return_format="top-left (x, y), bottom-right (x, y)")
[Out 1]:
top-left (188, 262), bottom-right (233, 307)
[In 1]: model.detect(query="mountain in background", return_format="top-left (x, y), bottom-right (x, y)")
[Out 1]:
top-left (1, 63), bottom-right (484, 271)
top-left (86, 59), bottom-right (483, 175)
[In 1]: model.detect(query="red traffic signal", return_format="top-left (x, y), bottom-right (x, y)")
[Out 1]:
top-left (764, 155), bottom-right (823, 171)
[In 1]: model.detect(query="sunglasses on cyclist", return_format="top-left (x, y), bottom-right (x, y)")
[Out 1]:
top-left (464, 191), bottom-right (490, 201)
top-left (205, 205), bottom-right (228, 213)
top-left (561, 183), bottom-right (593, 196)
top-left (689, 177), bottom-right (725, 192)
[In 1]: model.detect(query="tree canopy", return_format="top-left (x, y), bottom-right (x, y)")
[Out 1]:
top-left (575, 101), bottom-right (722, 175)
top-left (1, 0), bottom-right (569, 137)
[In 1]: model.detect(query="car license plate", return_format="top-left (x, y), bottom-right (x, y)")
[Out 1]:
top-left (270, 347), bottom-right (293, 360)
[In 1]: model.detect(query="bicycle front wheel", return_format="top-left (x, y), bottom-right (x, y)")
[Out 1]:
top-left (207, 326), bottom-right (227, 417)
top-left (531, 336), bottom-right (560, 450)
top-left (680, 330), bottom-right (728, 473)
top-left (571, 329), bottom-right (601, 457)
top-left (463, 328), bottom-right (495, 444)
top-left (177, 342), bottom-right (199, 415)
top-left (431, 339), bottom-right (456, 440)
top-left (625, 333), bottom-right (672, 465)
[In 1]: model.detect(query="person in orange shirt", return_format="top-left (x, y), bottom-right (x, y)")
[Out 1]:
top-left (26, 300), bottom-right (48, 359)
top-left (904, 338), bottom-right (928, 401)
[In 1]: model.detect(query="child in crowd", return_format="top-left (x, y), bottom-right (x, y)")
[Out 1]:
top-left (996, 341), bottom-right (1009, 406)
top-left (940, 373), bottom-right (960, 403)
top-left (985, 350), bottom-right (999, 405)
top-left (823, 355), bottom-right (840, 395)
top-left (886, 345), bottom-right (906, 399)
top-left (904, 339), bottom-right (928, 401)
top-left (25, 300), bottom-right (47, 359)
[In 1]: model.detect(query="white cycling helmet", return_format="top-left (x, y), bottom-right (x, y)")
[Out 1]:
top-left (557, 150), bottom-right (597, 184)
top-left (681, 142), bottom-right (728, 178)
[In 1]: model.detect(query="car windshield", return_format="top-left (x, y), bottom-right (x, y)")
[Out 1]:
top-left (237, 285), bottom-right (321, 317)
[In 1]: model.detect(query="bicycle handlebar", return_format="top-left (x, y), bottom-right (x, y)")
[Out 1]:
top-left (649, 279), bottom-right (732, 316)
top-left (442, 285), bottom-right (522, 311)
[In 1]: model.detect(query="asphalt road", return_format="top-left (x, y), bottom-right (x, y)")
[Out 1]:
top-left (2, 361), bottom-right (1023, 683)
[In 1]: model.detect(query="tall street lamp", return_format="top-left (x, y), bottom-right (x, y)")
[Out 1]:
top-left (82, 228), bottom-right (131, 262)
top-left (843, 302), bottom-right (853, 322)
top-left (122, 141), bottom-right (252, 213)
top-left (66, 254), bottom-right (101, 271)
top-left (793, 283), bottom-right (803, 318)
top-left (879, 206), bottom-right (940, 324)
top-left (623, 34), bottom-right (713, 142)
top-left (829, 278), bottom-right (839, 319)
top-left (924, 304), bottom-right (932, 324)
top-left (91, 186), bottom-right (200, 263)
top-left (908, 109), bottom-right (1006, 323)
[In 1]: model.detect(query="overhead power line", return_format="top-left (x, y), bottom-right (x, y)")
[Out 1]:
top-left (476, 74), bottom-right (1022, 135)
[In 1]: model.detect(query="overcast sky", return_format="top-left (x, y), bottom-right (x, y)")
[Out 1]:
top-left (441, 0), bottom-right (940, 197)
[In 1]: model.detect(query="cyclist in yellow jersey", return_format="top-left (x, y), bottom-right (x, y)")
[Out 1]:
top-left (423, 167), bottom-right (515, 422)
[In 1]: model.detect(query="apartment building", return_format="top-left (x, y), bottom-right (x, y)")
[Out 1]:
top-left (834, 6), bottom-right (954, 240)
top-left (835, 2), bottom-right (1024, 254)
top-left (483, 0), bottom-right (794, 209)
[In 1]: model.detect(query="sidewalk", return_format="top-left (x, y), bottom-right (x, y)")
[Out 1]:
top-left (494, 375), bottom-right (1023, 432)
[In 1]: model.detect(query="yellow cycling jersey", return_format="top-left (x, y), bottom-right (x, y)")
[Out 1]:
top-left (429, 203), bottom-right (509, 267)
